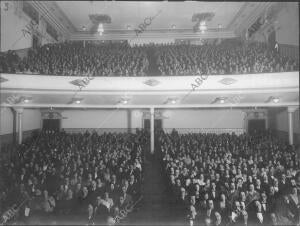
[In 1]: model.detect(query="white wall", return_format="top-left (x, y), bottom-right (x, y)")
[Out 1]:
top-left (162, 109), bottom-right (245, 129)
top-left (1, 1), bottom-right (32, 52)
top-left (23, 109), bottom-right (42, 131)
top-left (62, 110), bottom-right (130, 129)
top-left (0, 108), bottom-right (41, 135)
top-left (275, 108), bottom-right (300, 134)
top-left (276, 2), bottom-right (299, 46)
top-left (0, 108), bottom-right (14, 135)
top-left (61, 109), bottom-right (246, 133)
top-left (1, 1), bottom-right (58, 52)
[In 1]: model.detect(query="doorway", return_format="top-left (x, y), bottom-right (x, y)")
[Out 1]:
top-left (43, 119), bottom-right (60, 131)
top-left (143, 119), bottom-right (163, 131)
top-left (248, 119), bottom-right (266, 134)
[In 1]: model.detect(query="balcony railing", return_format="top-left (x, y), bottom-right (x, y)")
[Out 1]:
top-left (62, 128), bottom-right (246, 135)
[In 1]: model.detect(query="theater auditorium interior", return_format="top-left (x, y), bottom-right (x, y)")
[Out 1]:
top-left (0, 1), bottom-right (299, 226)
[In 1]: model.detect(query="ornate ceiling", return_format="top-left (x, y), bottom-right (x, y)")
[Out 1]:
top-left (29, 1), bottom-right (274, 41)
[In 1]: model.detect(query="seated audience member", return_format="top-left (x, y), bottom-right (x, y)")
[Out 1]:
top-left (186, 204), bottom-right (197, 226)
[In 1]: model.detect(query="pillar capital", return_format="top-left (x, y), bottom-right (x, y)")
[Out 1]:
top-left (287, 106), bottom-right (298, 113)
top-left (13, 107), bottom-right (24, 114)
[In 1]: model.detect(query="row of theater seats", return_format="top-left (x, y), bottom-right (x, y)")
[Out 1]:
top-left (1, 40), bottom-right (298, 76)
top-left (0, 130), bottom-right (148, 225)
top-left (160, 130), bottom-right (300, 226)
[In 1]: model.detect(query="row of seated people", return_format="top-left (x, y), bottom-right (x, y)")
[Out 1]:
top-left (1, 40), bottom-right (298, 76)
top-left (0, 130), bottom-right (148, 225)
top-left (0, 41), bottom-right (149, 77)
top-left (155, 41), bottom-right (298, 76)
top-left (159, 130), bottom-right (300, 226)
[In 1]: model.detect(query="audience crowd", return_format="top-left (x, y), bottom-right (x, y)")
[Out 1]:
top-left (0, 40), bottom-right (298, 76)
top-left (160, 130), bottom-right (300, 226)
top-left (0, 130), bottom-right (147, 225)
top-left (156, 41), bottom-right (298, 76)
top-left (0, 41), bottom-right (149, 76)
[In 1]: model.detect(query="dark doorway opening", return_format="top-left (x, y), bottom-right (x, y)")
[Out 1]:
top-left (268, 30), bottom-right (276, 50)
top-left (43, 119), bottom-right (60, 131)
top-left (32, 35), bottom-right (40, 49)
top-left (248, 119), bottom-right (266, 134)
top-left (143, 119), bottom-right (163, 131)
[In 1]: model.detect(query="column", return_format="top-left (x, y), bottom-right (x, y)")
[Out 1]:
top-left (150, 108), bottom-right (155, 154)
top-left (127, 109), bottom-right (132, 133)
top-left (287, 107), bottom-right (297, 145)
top-left (14, 108), bottom-right (23, 144)
top-left (10, 108), bottom-right (17, 145)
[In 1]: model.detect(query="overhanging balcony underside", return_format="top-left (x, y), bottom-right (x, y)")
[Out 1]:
top-left (0, 72), bottom-right (299, 109)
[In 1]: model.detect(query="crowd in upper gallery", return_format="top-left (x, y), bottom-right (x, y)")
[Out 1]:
top-left (160, 130), bottom-right (300, 226)
top-left (0, 130), bottom-right (147, 225)
top-left (0, 39), bottom-right (298, 76)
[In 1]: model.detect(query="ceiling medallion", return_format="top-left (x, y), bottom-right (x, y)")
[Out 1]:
top-left (218, 78), bottom-right (237, 85)
top-left (144, 79), bottom-right (160, 87)
top-left (0, 76), bottom-right (8, 83)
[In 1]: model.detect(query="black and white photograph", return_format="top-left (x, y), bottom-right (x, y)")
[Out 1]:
top-left (0, 1), bottom-right (299, 225)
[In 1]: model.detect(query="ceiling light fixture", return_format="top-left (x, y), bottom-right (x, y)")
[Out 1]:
top-left (127, 25), bottom-right (131, 30)
top-left (97, 23), bottom-right (104, 36)
top-left (82, 26), bottom-right (87, 31)
top-left (199, 21), bottom-right (207, 33)
top-left (20, 96), bottom-right (32, 103)
top-left (71, 98), bottom-right (83, 104)
top-left (120, 98), bottom-right (130, 105)
top-left (165, 98), bottom-right (178, 104)
top-left (271, 96), bottom-right (280, 103)
top-left (212, 97), bottom-right (227, 104)
top-left (171, 24), bottom-right (176, 29)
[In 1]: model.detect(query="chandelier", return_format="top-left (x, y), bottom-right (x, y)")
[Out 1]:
top-left (88, 14), bottom-right (111, 35)
top-left (192, 12), bottom-right (214, 33)
top-left (199, 21), bottom-right (207, 33)
top-left (97, 23), bottom-right (104, 36)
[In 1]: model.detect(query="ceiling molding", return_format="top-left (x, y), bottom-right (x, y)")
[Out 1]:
top-left (235, 2), bottom-right (273, 35)
top-left (70, 30), bottom-right (237, 41)
top-left (1, 87), bottom-right (298, 95)
top-left (50, 1), bottom-right (76, 32)
top-left (31, 1), bottom-right (71, 38)
top-left (1, 102), bottom-right (298, 110)
top-left (227, 2), bottom-right (249, 30)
